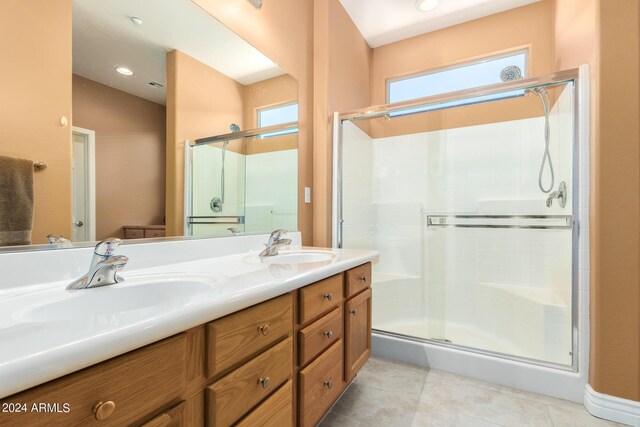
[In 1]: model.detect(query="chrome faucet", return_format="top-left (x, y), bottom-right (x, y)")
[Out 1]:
top-left (259, 229), bottom-right (292, 257)
top-left (67, 238), bottom-right (129, 290)
top-left (546, 181), bottom-right (567, 208)
top-left (47, 234), bottom-right (71, 244)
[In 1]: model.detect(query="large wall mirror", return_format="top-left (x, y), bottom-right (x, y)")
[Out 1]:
top-left (0, 0), bottom-right (298, 250)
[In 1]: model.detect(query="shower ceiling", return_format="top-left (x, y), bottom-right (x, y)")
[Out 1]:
top-left (338, 0), bottom-right (542, 48)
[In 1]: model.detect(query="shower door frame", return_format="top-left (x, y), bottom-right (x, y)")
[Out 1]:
top-left (333, 68), bottom-right (583, 372)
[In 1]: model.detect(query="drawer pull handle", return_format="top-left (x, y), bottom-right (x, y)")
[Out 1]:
top-left (93, 400), bottom-right (116, 421)
top-left (323, 293), bottom-right (333, 301)
top-left (324, 330), bottom-right (333, 339)
top-left (258, 377), bottom-right (271, 389)
top-left (258, 324), bottom-right (270, 336)
top-left (324, 380), bottom-right (333, 389)
top-left (350, 308), bottom-right (357, 316)
top-left (359, 276), bottom-right (367, 282)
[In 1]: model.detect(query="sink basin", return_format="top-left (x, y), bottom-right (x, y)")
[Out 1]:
top-left (260, 251), bottom-right (337, 265)
top-left (16, 277), bottom-right (219, 322)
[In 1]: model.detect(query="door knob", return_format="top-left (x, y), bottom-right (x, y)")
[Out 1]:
top-left (73, 220), bottom-right (84, 227)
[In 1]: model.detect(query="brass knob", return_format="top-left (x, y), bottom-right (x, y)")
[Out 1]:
top-left (258, 324), bottom-right (270, 336)
top-left (258, 377), bottom-right (271, 389)
top-left (93, 400), bottom-right (116, 421)
top-left (324, 380), bottom-right (333, 389)
top-left (324, 293), bottom-right (333, 301)
top-left (350, 308), bottom-right (357, 315)
top-left (324, 330), bottom-right (333, 339)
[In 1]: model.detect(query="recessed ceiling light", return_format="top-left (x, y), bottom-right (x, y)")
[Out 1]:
top-left (115, 66), bottom-right (134, 76)
top-left (416, 0), bottom-right (438, 12)
top-left (130, 16), bottom-right (143, 25)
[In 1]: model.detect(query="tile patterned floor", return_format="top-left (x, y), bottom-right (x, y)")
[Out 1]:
top-left (320, 357), bottom-right (623, 427)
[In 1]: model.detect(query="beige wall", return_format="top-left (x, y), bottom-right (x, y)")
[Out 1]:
top-left (553, 0), bottom-right (640, 403)
top-left (165, 49), bottom-right (245, 236)
top-left (0, 0), bottom-right (72, 244)
top-left (243, 74), bottom-right (298, 155)
top-left (192, 0), bottom-right (314, 243)
top-left (72, 75), bottom-right (166, 240)
top-left (369, 0), bottom-right (553, 139)
top-left (313, 0), bottom-right (372, 246)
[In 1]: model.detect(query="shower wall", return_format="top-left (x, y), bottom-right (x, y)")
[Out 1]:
top-left (342, 85), bottom-right (574, 365)
top-left (191, 146), bottom-right (298, 237)
top-left (192, 145), bottom-right (246, 237)
top-left (245, 149), bottom-right (298, 233)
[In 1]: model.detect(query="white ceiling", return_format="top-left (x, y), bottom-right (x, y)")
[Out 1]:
top-left (339, 0), bottom-right (542, 48)
top-left (73, 0), bottom-right (285, 105)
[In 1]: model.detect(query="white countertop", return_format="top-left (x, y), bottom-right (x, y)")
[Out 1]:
top-left (0, 240), bottom-right (378, 399)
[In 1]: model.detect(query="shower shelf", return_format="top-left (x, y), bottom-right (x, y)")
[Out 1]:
top-left (426, 215), bottom-right (573, 230)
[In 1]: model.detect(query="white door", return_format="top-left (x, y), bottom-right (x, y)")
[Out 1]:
top-left (72, 128), bottom-right (96, 242)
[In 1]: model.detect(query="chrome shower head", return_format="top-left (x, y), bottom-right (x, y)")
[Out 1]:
top-left (230, 123), bottom-right (241, 133)
top-left (500, 66), bottom-right (523, 82)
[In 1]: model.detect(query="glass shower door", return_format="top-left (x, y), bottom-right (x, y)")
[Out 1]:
top-left (340, 80), bottom-right (576, 367)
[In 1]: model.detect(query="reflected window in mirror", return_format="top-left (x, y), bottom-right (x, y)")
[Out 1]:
top-left (258, 102), bottom-right (299, 139)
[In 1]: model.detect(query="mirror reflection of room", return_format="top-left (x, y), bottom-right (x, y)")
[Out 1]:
top-left (0, 0), bottom-right (298, 247)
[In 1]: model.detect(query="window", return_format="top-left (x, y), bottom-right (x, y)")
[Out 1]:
top-left (387, 51), bottom-right (527, 116)
top-left (258, 102), bottom-right (298, 138)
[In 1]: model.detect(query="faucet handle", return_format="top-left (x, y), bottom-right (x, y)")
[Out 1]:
top-left (94, 238), bottom-right (122, 257)
top-left (47, 234), bottom-right (70, 244)
top-left (269, 229), bottom-right (288, 241)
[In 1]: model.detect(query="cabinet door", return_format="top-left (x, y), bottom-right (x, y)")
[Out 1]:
top-left (345, 288), bottom-right (372, 382)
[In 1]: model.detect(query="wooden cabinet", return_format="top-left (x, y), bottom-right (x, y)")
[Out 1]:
top-left (345, 288), bottom-right (372, 382)
top-left (140, 401), bottom-right (186, 427)
top-left (207, 337), bottom-right (292, 427)
top-left (345, 263), bottom-right (371, 298)
top-left (235, 381), bottom-right (293, 427)
top-left (0, 334), bottom-right (186, 426)
top-left (0, 262), bottom-right (373, 427)
top-left (298, 307), bottom-right (343, 366)
top-left (298, 340), bottom-right (344, 427)
top-left (298, 274), bottom-right (343, 324)
top-left (123, 225), bottom-right (166, 239)
top-left (206, 293), bottom-right (292, 377)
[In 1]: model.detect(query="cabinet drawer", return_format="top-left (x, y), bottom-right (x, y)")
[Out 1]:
top-left (345, 288), bottom-right (372, 382)
top-left (298, 307), bottom-right (343, 367)
top-left (345, 263), bottom-right (371, 298)
top-left (298, 340), bottom-right (344, 427)
top-left (0, 334), bottom-right (186, 427)
top-left (140, 400), bottom-right (185, 427)
top-left (124, 228), bottom-right (144, 239)
top-left (207, 294), bottom-right (292, 377)
top-left (235, 381), bottom-right (293, 427)
top-left (144, 229), bottom-right (166, 238)
top-left (298, 274), bottom-right (343, 325)
top-left (207, 337), bottom-right (292, 427)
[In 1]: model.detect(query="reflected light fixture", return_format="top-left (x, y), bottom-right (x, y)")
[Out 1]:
top-left (416, 0), bottom-right (438, 11)
top-left (115, 66), bottom-right (134, 76)
top-left (247, 0), bottom-right (262, 8)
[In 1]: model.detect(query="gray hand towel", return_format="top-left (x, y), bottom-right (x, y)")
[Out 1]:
top-left (0, 155), bottom-right (34, 246)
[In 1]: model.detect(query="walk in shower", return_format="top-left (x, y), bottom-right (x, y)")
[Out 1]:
top-left (184, 122), bottom-right (298, 237)
top-left (334, 68), bottom-right (588, 393)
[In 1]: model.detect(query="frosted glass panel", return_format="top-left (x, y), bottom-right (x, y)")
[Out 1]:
top-left (341, 81), bottom-right (575, 367)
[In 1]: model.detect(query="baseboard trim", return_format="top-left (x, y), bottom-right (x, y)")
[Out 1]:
top-left (584, 384), bottom-right (640, 426)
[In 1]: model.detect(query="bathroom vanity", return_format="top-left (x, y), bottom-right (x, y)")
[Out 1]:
top-left (0, 234), bottom-right (376, 427)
